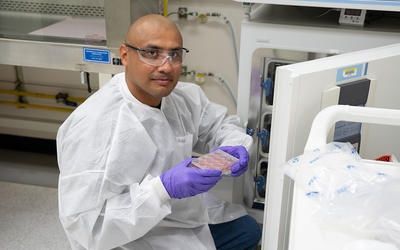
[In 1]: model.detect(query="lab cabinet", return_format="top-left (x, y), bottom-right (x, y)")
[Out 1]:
top-left (0, 0), bottom-right (159, 139)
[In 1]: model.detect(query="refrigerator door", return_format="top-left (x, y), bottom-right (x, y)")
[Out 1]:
top-left (264, 43), bottom-right (400, 249)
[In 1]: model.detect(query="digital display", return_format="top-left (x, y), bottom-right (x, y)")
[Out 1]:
top-left (344, 9), bottom-right (362, 16)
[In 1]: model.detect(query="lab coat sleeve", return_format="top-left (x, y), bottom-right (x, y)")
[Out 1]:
top-left (192, 87), bottom-right (253, 153)
top-left (57, 105), bottom-right (172, 250)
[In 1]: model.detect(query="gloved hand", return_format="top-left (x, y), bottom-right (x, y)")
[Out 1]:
top-left (213, 146), bottom-right (249, 177)
top-left (160, 158), bottom-right (222, 199)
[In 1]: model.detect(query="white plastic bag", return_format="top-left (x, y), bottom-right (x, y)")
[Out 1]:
top-left (286, 142), bottom-right (400, 249)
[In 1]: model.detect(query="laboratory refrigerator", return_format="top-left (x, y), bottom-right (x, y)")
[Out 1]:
top-left (262, 43), bottom-right (400, 249)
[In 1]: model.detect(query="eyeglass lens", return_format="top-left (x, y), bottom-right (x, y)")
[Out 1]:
top-left (138, 48), bottom-right (186, 66)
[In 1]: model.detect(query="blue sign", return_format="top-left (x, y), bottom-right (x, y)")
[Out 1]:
top-left (83, 48), bottom-right (110, 64)
top-left (336, 64), bottom-right (364, 82)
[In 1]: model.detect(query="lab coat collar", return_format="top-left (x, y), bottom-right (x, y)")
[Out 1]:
top-left (118, 72), bottom-right (169, 113)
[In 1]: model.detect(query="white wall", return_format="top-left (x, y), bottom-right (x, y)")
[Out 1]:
top-left (168, 0), bottom-right (245, 114)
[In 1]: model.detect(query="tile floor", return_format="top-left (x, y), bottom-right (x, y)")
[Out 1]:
top-left (0, 181), bottom-right (70, 250)
top-left (0, 148), bottom-right (70, 249)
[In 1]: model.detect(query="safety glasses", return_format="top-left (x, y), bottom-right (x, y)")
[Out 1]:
top-left (124, 43), bottom-right (189, 67)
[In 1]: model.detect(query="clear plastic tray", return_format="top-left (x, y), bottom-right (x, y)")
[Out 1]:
top-left (191, 149), bottom-right (239, 175)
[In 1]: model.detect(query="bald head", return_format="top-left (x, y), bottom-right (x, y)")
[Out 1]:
top-left (125, 14), bottom-right (182, 46)
top-left (120, 14), bottom-right (184, 107)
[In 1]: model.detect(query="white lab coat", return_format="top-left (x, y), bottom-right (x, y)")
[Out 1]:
top-left (57, 73), bottom-right (253, 250)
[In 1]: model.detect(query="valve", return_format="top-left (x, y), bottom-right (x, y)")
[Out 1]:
top-left (56, 93), bottom-right (77, 107)
top-left (254, 176), bottom-right (265, 193)
top-left (261, 78), bottom-right (272, 98)
top-left (257, 129), bottom-right (269, 148)
top-left (246, 128), bottom-right (255, 136)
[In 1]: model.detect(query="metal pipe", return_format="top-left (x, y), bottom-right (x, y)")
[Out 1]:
top-left (0, 100), bottom-right (74, 113)
top-left (0, 89), bottom-right (86, 103)
top-left (163, 0), bottom-right (168, 17)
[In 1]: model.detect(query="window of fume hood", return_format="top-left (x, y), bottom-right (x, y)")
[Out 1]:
top-left (0, 0), bottom-right (106, 45)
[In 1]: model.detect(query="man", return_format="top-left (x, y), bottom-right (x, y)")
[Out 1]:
top-left (57, 14), bottom-right (261, 250)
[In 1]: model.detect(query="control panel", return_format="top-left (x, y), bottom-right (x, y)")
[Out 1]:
top-left (339, 9), bottom-right (367, 26)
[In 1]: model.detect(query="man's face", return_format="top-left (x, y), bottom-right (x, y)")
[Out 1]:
top-left (120, 24), bottom-right (182, 107)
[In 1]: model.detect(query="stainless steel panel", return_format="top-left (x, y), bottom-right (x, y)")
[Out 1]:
top-left (105, 0), bottom-right (159, 48)
top-left (246, 49), bottom-right (329, 209)
top-left (243, 48), bottom-right (270, 208)
top-left (0, 38), bottom-right (124, 74)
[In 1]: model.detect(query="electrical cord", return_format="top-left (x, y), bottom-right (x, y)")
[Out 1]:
top-left (85, 72), bottom-right (92, 93)
top-left (168, 12), bottom-right (179, 17)
top-left (315, 8), bottom-right (340, 18)
top-left (225, 18), bottom-right (240, 74)
top-left (214, 75), bottom-right (237, 106)
top-left (180, 70), bottom-right (237, 106)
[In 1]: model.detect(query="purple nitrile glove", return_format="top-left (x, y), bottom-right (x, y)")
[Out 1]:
top-left (213, 146), bottom-right (249, 177)
top-left (160, 158), bottom-right (222, 199)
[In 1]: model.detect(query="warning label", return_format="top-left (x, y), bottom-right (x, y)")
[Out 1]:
top-left (375, 155), bottom-right (392, 162)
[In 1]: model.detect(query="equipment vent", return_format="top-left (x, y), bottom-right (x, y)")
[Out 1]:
top-left (0, 0), bottom-right (104, 17)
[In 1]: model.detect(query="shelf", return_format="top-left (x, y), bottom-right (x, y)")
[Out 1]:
top-left (248, 5), bottom-right (400, 33)
top-left (235, 0), bottom-right (400, 12)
